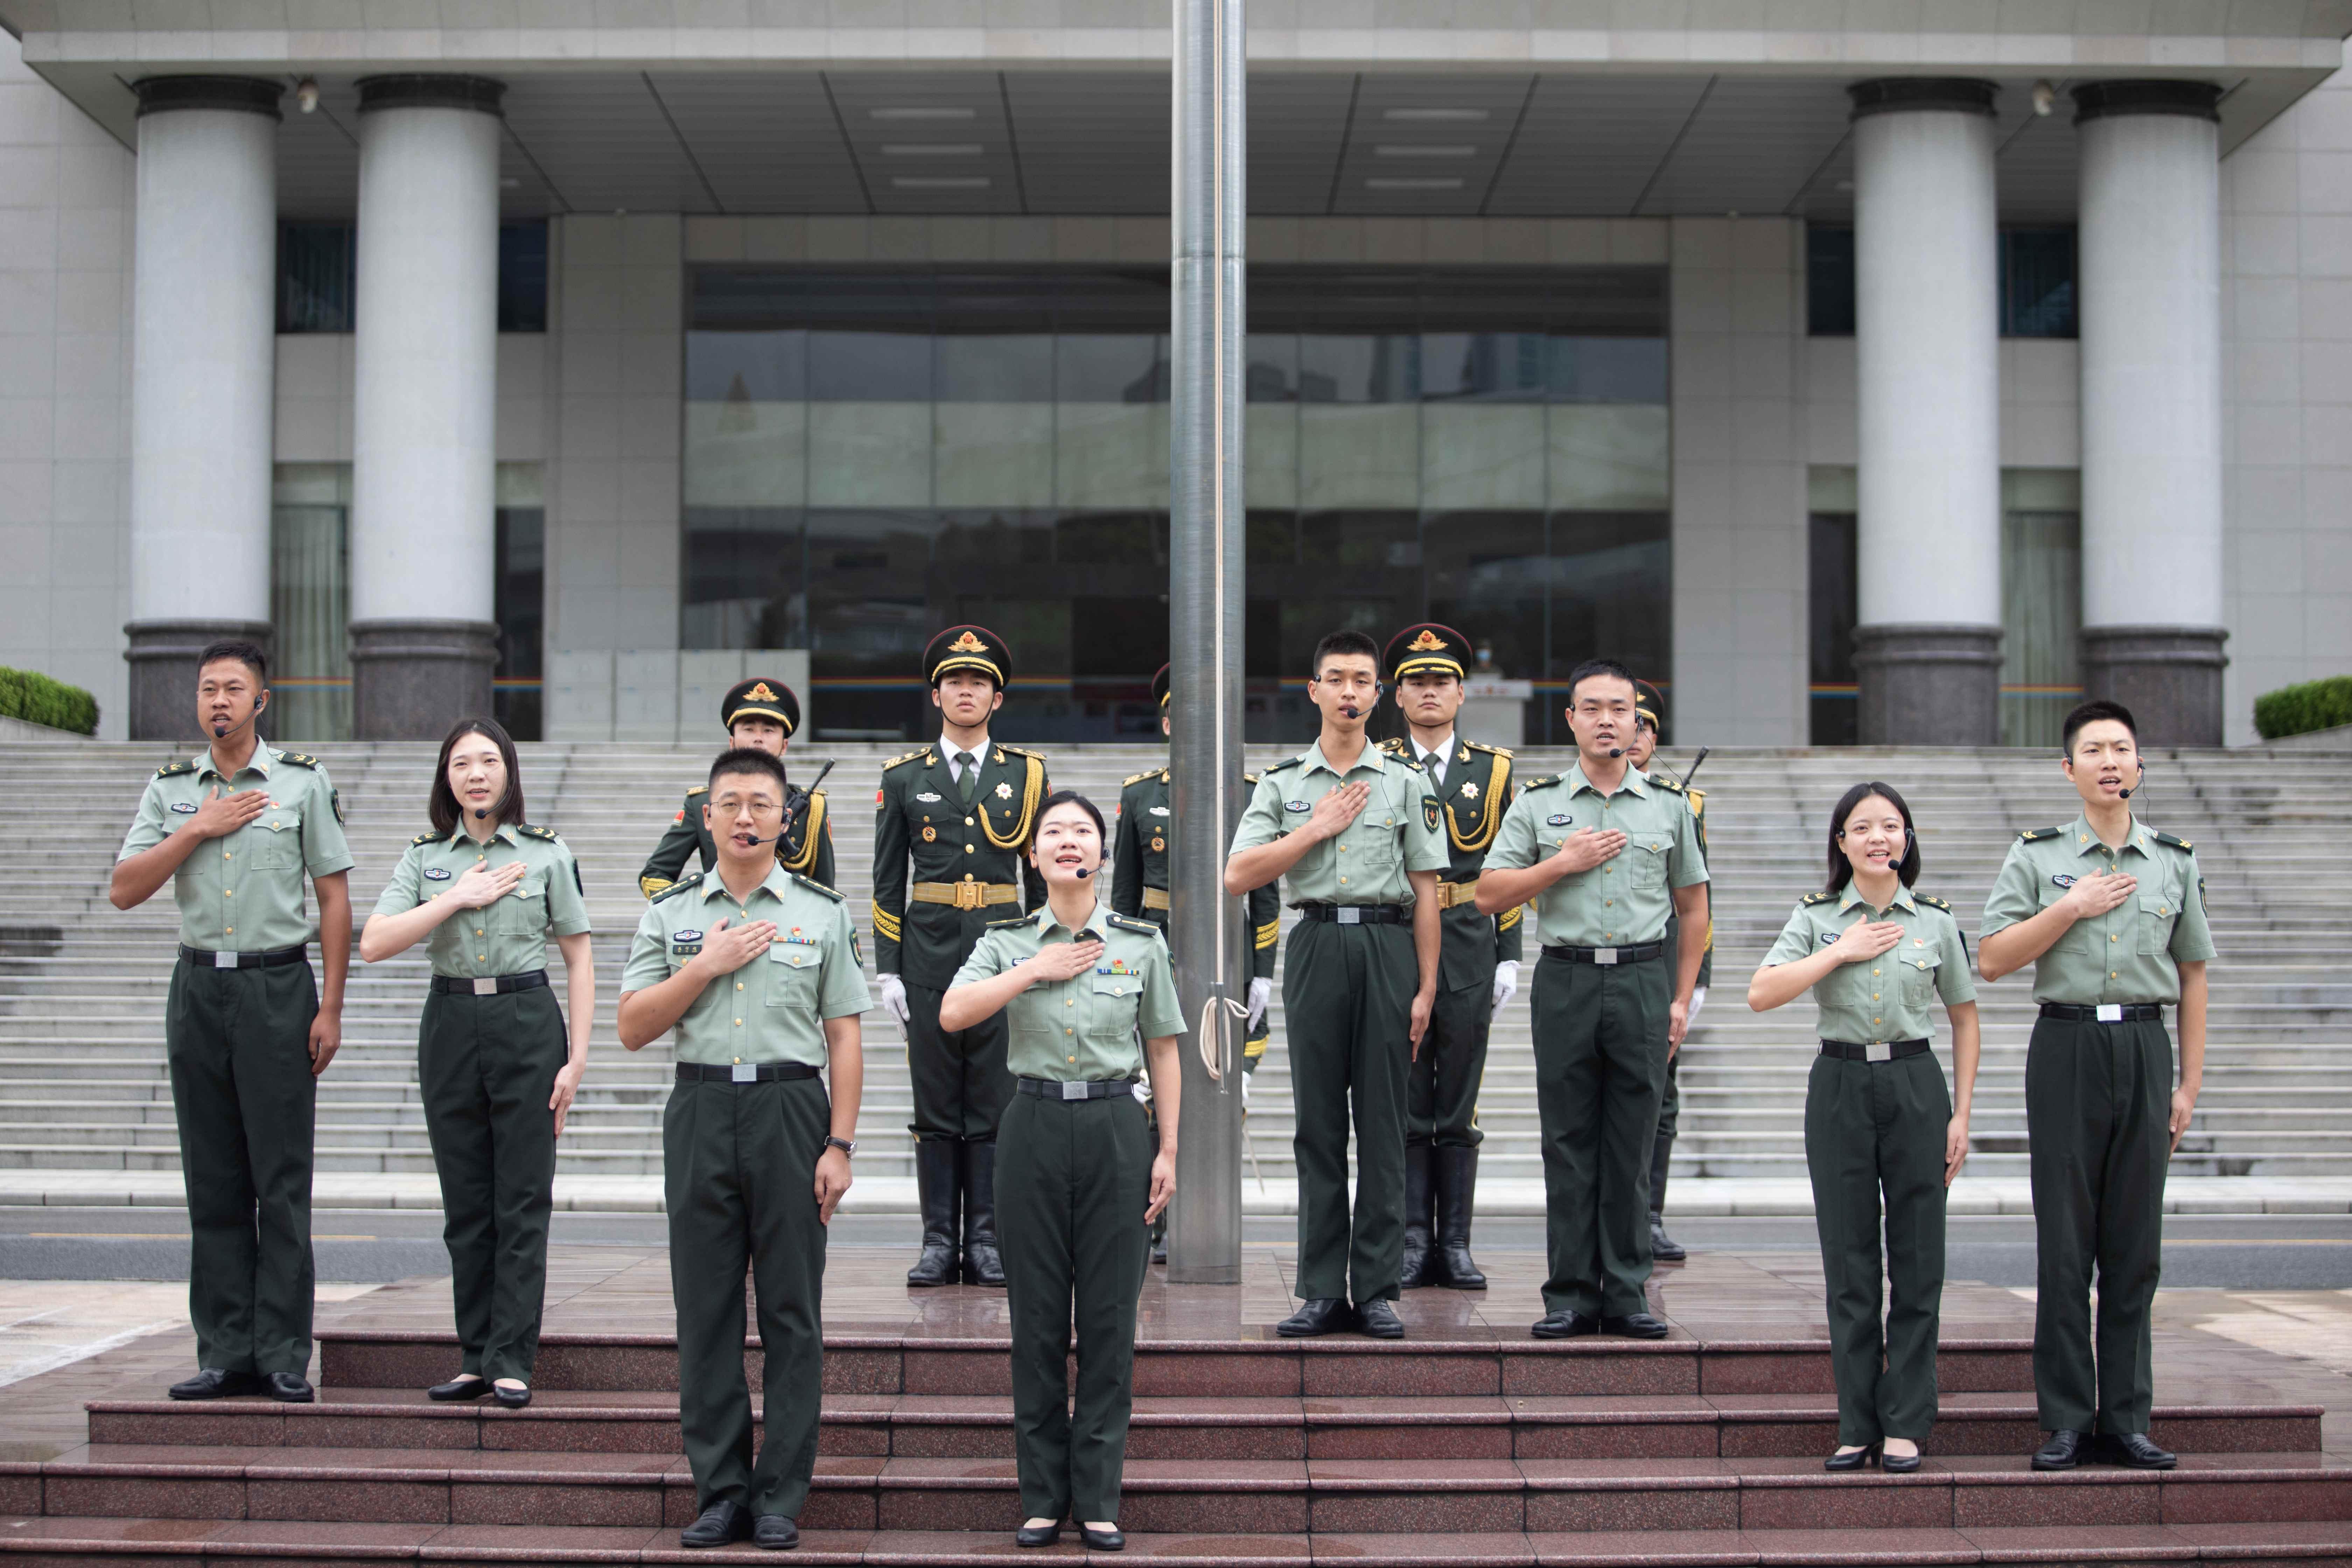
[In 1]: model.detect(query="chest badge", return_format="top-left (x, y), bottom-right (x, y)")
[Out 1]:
top-left (994, 781), bottom-right (1014, 800)
top-left (1821, 931), bottom-right (1839, 947)
top-left (1098, 959), bottom-right (1134, 975)
top-left (1150, 836), bottom-right (1165, 852)
top-left (922, 826), bottom-right (937, 842)
top-left (1423, 798), bottom-right (1441, 833)
top-left (169, 801), bottom-right (197, 814)
top-left (425, 867), bottom-right (451, 881)
top-left (2051, 873), bottom-right (2077, 889)
top-left (1546, 813), bottom-right (1573, 827)
top-left (1149, 805), bottom-right (1169, 817)
top-left (1285, 800), bottom-right (1311, 813)
top-left (674, 929), bottom-right (703, 944)
top-left (915, 791), bottom-right (942, 803)
top-left (1458, 780), bottom-right (1478, 800)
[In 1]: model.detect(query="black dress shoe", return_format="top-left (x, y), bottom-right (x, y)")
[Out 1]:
top-left (2093, 1432), bottom-right (2177, 1470)
top-left (1879, 1444), bottom-right (1922, 1474)
top-left (1598, 1312), bottom-right (1671, 1340)
top-left (1354, 1299), bottom-right (1404, 1339)
top-left (2032, 1429), bottom-right (2088, 1471)
top-left (1530, 1310), bottom-right (1599, 1339)
top-left (681, 1499), bottom-right (751, 1548)
top-left (1015, 1522), bottom-right (1062, 1547)
top-left (1649, 1213), bottom-right (1687, 1263)
top-left (1275, 1297), bottom-right (1353, 1338)
top-left (754, 1513), bottom-right (800, 1550)
top-left (1823, 1442), bottom-right (1879, 1472)
top-left (492, 1383), bottom-right (531, 1409)
top-left (428, 1376), bottom-right (490, 1401)
top-left (168, 1368), bottom-right (263, 1400)
top-left (266, 1372), bottom-right (315, 1403)
top-left (1080, 1525), bottom-right (1124, 1551)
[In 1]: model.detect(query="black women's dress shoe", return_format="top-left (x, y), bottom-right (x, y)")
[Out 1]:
top-left (1080, 1526), bottom-right (1124, 1551)
top-left (1598, 1312), bottom-right (1671, 1340)
top-left (2093, 1432), bottom-right (2177, 1470)
top-left (168, 1368), bottom-right (264, 1401)
top-left (1275, 1298), bottom-right (1353, 1338)
top-left (681, 1499), bottom-right (751, 1547)
top-left (1822, 1442), bottom-right (1880, 1472)
top-left (754, 1513), bottom-right (800, 1550)
top-left (1015, 1522), bottom-right (1063, 1547)
top-left (428, 1376), bottom-right (490, 1402)
top-left (1354, 1300), bottom-right (1405, 1339)
top-left (1878, 1446), bottom-right (1923, 1474)
top-left (266, 1373), bottom-right (315, 1403)
top-left (1530, 1310), bottom-right (1599, 1340)
top-left (492, 1383), bottom-right (531, 1409)
top-left (2031, 1429), bottom-right (2089, 1471)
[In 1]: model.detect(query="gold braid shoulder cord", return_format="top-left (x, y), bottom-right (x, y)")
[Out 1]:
top-left (1448, 752), bottom-right (1510, 854)
top-left (980, 753), bottom-right (1046, 850)
top-left (779, 789), bottom-right (827, 875)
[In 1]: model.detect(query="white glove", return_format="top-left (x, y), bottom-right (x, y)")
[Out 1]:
top-left (1686, 985), bottom-right (1707, 1029)
top-left (877, 974), bottom-right (911, 1030)
top-left (1490, 959), bottom-right (1520, 1012)
top-left (1246, 977), bottom-right (1272, 1032)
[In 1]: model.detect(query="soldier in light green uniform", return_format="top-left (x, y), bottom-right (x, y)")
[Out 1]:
top-left (1750, 782), bottom-right (1980, 1472)
top-left (1979, 700), bottom-right (2212, 1474)
top-left (638, 678), bottom-right (835, 896)
top-left (944, 791), bottom-right (1184, 1550)
top-left (359, 719), bottom-right (594, 1407)
top-left (111, 641), bottom-right (353, 1404)
top-left (1477, 658), bottom-right (1708, 1341)
top-left (1227, 630), bottom-right (1447, 1340)
top-left (618, 748), bottom-right (869, 1552)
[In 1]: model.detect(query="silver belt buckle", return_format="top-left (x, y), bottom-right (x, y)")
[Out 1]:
top-left (213, 950), bottom-right (237, 971)
top-left (1062, 1080), bottom-right (1089, 1100)
top-left (732, 1063), bottom-right (756, 1083)
top-left (2095, 1003), bottom-right (2123, 1023)
top-left (1336, 906), bottom-right (1360, 926)
top-left (1593, 947), bottom-right (1618, 966)
top-left (473, 977), bottom-right (498, 997)
top-left (1866, 1041), bottom-right (1891, 1063)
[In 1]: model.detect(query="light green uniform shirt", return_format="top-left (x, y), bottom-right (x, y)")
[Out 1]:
top-left (1762, 883), bottom-right (1976, 1045)
top-left (371, 824), bottom-right (592, 979)
top-left (951, 906), bottom-right (1185, 1081)
top-left (1228, 740), bottom-right (1449, 905)
top-left (1483, 763), bottom-right (1708, 948)
top-left (622, 867), bottom-right (874, 1068)
top-left (1980, 813), bottom-right (2215, 1006)
top-left (117, 744), bottom-right (356, 952)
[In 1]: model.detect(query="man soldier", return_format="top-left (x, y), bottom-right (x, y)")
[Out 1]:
top-left (1622, 679), bottom-right (1710, 1265)
top-left (640, 678), bottom-right (834, 896)
top-left (1226, 630), bottom-right (1447, 1339)
top-left (1113, 663), bottom-right (1281, 1263)
top-left (618, 748), bottom-right (868, 1551)
top-left (110, 641), bottom-right (355, 1402)
top-left (1377, 624), bottom-right (1520, 1291)
top-left (1979, 699), bottom-right (2211, 1474)
top-left (873, 626), bottom-right (1050, 1287)
top-left (1477, 658), bottom-right (1709, 1340)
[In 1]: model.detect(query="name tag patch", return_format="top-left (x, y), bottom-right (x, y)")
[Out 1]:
top-left (1149, 806), bottom-right (1169, 817)
top-left (424, 867), bottom-right (451, 881)
top-left (169, 802), bottom-right (197, 814)
top-left (1284, 800), bottom-right (1311, 813)
top-left (1546, 813), bottom-right (1573, 827)
top-left (915, 792), bottom-right (942, 803)
top-left (2051, 874), bottom-right (2078, 888)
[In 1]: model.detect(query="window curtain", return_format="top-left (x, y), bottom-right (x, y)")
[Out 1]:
top-left (2000, 470), bottom-right (2082, 750)
top-left (269, 464), bottom-right (352, 743)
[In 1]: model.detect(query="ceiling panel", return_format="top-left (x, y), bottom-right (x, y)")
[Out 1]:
top-left (647, 73), bottom-right (865, 214)
top-left (1246, 74), bottom-right (1355, 214)
top-left (1634, 76), bottom-right (1849, 217)
top-left (273, 78), bottom-right (564, 221)
top-left (1484, 74), bottom-right (1709, 217)
top-left (504, 75), bottom-right (717, 215)
top-left (1330, 73), bottom-right (1532, 217)
top-left (1006, 72), bottom-right (1169, 215)
top-left (826, 71), bottom-right (1020, 215)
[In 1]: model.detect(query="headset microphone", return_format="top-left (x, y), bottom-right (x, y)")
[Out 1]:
top-left (1607, 748), bottom-right (1624, 759)
top-left (2119, 762), bottom-right (2144, 801)
top-left (1074, 866), bottom-right (1093, 880)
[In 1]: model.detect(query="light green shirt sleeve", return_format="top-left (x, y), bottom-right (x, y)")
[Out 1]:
top-left (1228, 770), bottom-right (1287, 855)
top-left (372, 844), bottom-right (426, 920)
top-left (1402, 777), bottom-right (1449, 873)
top-left (119, 779), bottom-right (169, 861)
top-left (1979, 841), bottom-right (2039, 938)
top-left (1136, 933), bottom-right (1185, 1038)
top-left (622, 902), bottom-right (673, 993)
top-left (300, 765), bottom-right (355, 876)
top-left (545, 842), bottom-right (592, 937)
top-left (1668, 791), bottom-right (1709, 888)
top-left (1483, 792), bottom-right (1541, 873)
top-left (1763, 901), bottom-right (1816, 966)
top-left (2170, 848), bottom-right (2217, 963)
top-left (1936, 914), bottom-right (1977, 1004)
top-left (820, 901), bottom-right (875, 1018)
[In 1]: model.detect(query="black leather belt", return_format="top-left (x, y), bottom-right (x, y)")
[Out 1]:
top-left (179, 944), bottom-right (305, 970)
top-left (431, 969), bottom-right (549, 996)
top-left (676, 1062), bottom-right (820, 1083)
top-left (1542, 941), bottom-right (1665, 965)
top-left (1017, 1077), bottom-right (1136, 1100)
top-left (1295, 904), bottom-right (1405, 924)
top-left (2040, 1002), bottom-right (2165, 1023)
top-left (1821, 1038), bottom-right (1931, 1062)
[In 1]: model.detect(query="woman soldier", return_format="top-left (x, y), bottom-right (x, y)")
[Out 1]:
top-left (1747, 782), bottom-right (1979, 1472)
top-left (359, 720), bottom-right (593, 1409)
top-left (940, 790), bottom-right (1183, 1551)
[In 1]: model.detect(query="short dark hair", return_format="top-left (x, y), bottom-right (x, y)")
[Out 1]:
top-left (1311, 629), bottom-right (1380, 679)
top-left (1826, 780), bottom-right (1921, 894)
top-left (1028, 788), bottom-right (1107, 851)
top-left (197, 640), bottom-right (268, 684)
top-left (429, 718), bottom-right (526, 837)
top-left (708, 746), bottom-right (789, 797)
top-left (2060, 699), bottom-right (2138, 756)
top-left (1566, 658), bottom-right (1637, 706)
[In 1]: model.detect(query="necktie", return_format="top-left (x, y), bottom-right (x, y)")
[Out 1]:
top-left (956, 751), bottom-right (979, 803)
top-left (1423, 749), bottom-right (1445, 789)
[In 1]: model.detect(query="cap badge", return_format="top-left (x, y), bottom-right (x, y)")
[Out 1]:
top-left (1407, 629), bottom-right (1448, 652)
top-left (746, 681), bottom-right (778, 702)
top-left (948, 630), bottom-right (988, 653)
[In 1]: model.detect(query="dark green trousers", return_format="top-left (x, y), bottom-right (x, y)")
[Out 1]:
top-left (165, 956), bottom-right (318, 1376)
top-left (1408, 976), bottom-right (1491, 1148)
top-left (1804, 1050), bottom-right (1949, 1446)
top-left (1283, 919), bottom-right (1414, 1304)
top-left (419, 985), bottom-right (566, 1383)
top-left (996, 1091), bottom-right (1153, 1522)
top-left (1531, 953), bottom-right (1668, 1317)
top-left (906, 980), bottom-right (1012, 1141)
top-left (664, 1074), bottom-right (831, 1518)
top-left (2026, 1015), bottom-right (2171, 1435)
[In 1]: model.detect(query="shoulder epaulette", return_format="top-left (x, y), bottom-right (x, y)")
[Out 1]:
top-left (882, 748), bottom-right (930, 772)
top-left (410, 830), bottom-right (441, 846)
top-left (1263, 755), bottom-right (1306, 775)
top-left (1916, 894), bottom-right (1953, 912)
top-left (790, 872), bottom-right (843, 902)
top-left (2155, 831), bottom-right (2194, 852)
top-left (517, 824), bottom-right (558, 842)
top-left (1391, 753), bottom-right (1425, 773)
top-left (1243, 771), bottom-right (1258, 785)
top-left (999, 743), bottom-right (1045, 761)
top-left (275, 750), bottom-right (320, 769)
top-left (1123, 769), bottom-right (1160, 788)
top-left (652, 875), bottom-right (704, 903)
top-left (2018, 826), bottom-right (2064, 842)
top-left (685, 784), bottom-right (708, 797)
top-left (1465, 741), bottom-right (1514, 758)
top-left (1648, 772), bottom-right (1685, 794)
top-left (1801, 891), bottom-right (1836, 905)
top-left (1520, 774), bottom-right (1559, 790)
top-left (155, 761), bottom-right (195, 778)
top-left (1106, 912), bottom-right (1158, 934)
top-left (1378, 736), bottom-right (1406, 753)
top-left (984, 909), bottom-right (1040, 930)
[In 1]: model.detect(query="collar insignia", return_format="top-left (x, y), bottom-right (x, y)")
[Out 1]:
top-left (948, 630), bottom-right (988, 653)
top-left (1407, 629), bottom-right (1448, 652)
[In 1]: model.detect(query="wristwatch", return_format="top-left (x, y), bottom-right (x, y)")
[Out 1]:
top-left (824, 1136), bottom-right (856, 1156)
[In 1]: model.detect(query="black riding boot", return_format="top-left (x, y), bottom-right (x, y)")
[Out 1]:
top-left (906, 1138), bottom-right (961, 1287)
top-left (1434, 1145), bottom-right (1486, 1289)
top-left (959, 1138), bottom-right (1005, 1287)
top-left (1648, 1129), bottom-right (1686, 1263)
top-left (1399, 1143), bottom-right (1436, 1288)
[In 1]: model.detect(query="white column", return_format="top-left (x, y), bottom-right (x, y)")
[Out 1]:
top-left (2074, 80), bottom-right (2228, 746)
top-left (124, 77), bottom-right (282, 741)
top-left (1848, 78), bottom-right (2003, 745)
top-left (348, 74), bottom-right (505, 739)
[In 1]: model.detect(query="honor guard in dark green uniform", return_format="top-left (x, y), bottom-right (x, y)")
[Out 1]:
top-left (1226, 630), bottom-right (1448, 1340)
top-left (873, 626), bottom-right (1051, 1288)
top-left (618, 748), bottom-right (869, 1552)
top-left (1478, 658), bottom-right (1708, 1341)
top-left (1112, 663), bottom-right (1279, 1264)
top-left (1379, 624), bottom-right (1521, 1293)
top-left (110, 641), bottom-right (354, 1403)
top-left (1750, 782), bottom-right (1980, 1472)
top-left (639, 678), bottom-right (835, 896)
top-left (359, 720), bottom-right (594, 1407)
top-left (943, 791), bottom-right (1183, 1550)
top-left (1978, 700), bottom-right (2213, 1474)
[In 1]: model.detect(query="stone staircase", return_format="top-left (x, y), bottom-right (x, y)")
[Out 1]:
top-left (2, 739), bottom-right (2349, 1190)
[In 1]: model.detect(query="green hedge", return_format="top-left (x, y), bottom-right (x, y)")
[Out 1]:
top-left (2254, 676), bottom-right (2352, 740)
top-left (0, 667), bottom-right (99, 736)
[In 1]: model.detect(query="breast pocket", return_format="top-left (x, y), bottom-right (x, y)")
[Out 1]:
top-left (1899, 948), bottom-right (1942, 1007)
top-left (490, 878), bottom-right (546, 936)
top-left (1089, 976), bottom-right (1143, 1043)
top-left (255, 813), bottom-right (303, 869)
top-left (766, 941), bottom-right (823, 1006)
top-left (2136, 891), bottom-right (2181, 955)
top-left (2040, 878), bottom-right (2091, 952)
top-left (1630, 833), bottom-right (1672, 888)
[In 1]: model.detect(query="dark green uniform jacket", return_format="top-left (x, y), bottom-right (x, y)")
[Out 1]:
top-left (1378, 736), bottom-right (1523, 987)
top-left (1111, 765), bottom-right (1278, 1064)
top-left (638, 781), bottom-right (834, 898)
top-left (872, 742), bottom-right (1050, 988)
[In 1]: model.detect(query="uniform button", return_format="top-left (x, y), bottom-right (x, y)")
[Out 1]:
top-left (735, 1019), bottom-right (743, 1026)
top-left (223, 852), bottom-right (231, 860)
top-left (225, 927), bottom-right (233, 935)
top-left (1069, 1056), bottom-right (1077, 1063)
top-left (1872, 993), bottom-right (1880, 1001)
top-left (1874, 1017), bottom-right (1882, 1025)
top-left (966, 817), bottom-right (975, 826)
top-left (1065, 1027), bottom-right (1073, 1035)
top-left (2111, 972), bottom-right (2119, 979)
top-left (736, 982), bottom-right (744, 991)
top-left (1604, 899), bottom-right (1612, 907)
top-left (478, 955), bottom-right (486, 961)
top-left (224, 889), bottom-right (233, 897)
top-left (476, 929), bottom-right (484, 936)
top-left (1339, 876), bottom-right (1348, 884)
top-left (1872, 968), bottom-right (1879, 975)
top-left (1066, 998), bottom-right (1074, 1007)
top-left (2110, 934), bottom-right (2118, 942)
top-left (966, 845), bottom-right (975, 854)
